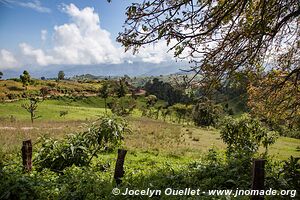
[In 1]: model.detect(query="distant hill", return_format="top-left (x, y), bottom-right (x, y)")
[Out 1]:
top-left (1, 61), bottom-right (189, 79)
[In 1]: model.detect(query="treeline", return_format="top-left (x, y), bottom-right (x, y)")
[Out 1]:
top-left (142, 75), bottom-right (300, 139)
top-left (144, 78), bottom-right (191, 105)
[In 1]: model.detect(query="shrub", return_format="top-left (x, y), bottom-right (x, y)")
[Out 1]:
top-left (220, 114), bottom-right (278, 158)
top-left (35, 116), bottom-right (130, 171)
top-left (108, 97), bottom-right (136, 116)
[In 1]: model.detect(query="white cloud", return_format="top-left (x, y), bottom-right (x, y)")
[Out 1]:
top-left (50, 3), bottom-right (122, 65)
top-left (137, 41), bottom-right (175, 64)
top-left (4, 0), bottom-right (51, 13)
top-left (0, 49), bottom-right (18, 69)
top-left (19, 43), bottom-right (57, 66)
top-left (0, 3), bottom-right (175, 70)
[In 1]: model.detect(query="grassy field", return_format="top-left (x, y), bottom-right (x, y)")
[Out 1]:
top-left (0, 97), bottom-right (299, 161)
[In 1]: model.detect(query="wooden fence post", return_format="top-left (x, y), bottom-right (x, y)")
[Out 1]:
top-left (251, 159), bottom-right (265, 200)
top-left (21, 140), bottom-right (32, 172)
top-left (114, 149), bottom-right (127, 185)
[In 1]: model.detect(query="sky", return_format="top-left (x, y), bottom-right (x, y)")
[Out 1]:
top-left (0, 0), bottom-right (179, 77)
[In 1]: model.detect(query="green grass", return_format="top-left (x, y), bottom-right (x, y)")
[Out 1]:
top-left (0, 99), bottom-right (107, 121)
top-left (0, 96), bottom-right (299, 160)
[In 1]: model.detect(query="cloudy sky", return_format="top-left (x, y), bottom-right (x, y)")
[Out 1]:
top-left (0, 0), bottom-right (179, 76)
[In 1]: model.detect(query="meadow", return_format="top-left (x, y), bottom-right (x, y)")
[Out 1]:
top-left (0, 96), bottom-right (299, 160)
top-left (1, 83), bottom-right (299, 200)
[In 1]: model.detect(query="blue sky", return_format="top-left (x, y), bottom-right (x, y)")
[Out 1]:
top-left (0, 0), bottom-right (133, 48)
top-left (0, 0), bottom-right (177, 76)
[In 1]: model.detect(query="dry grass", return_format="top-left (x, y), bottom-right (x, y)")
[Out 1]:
top-left (0, 120), bottom-right (87, 153)
top-left (1, 117), bottom-right (299, 160)
top-left (126, 117), bottom-right (224, 159)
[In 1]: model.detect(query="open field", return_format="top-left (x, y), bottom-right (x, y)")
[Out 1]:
top-left (1, 88), bottom-right (299, 200)
top-left (0, 98), bottom-right (299, 160)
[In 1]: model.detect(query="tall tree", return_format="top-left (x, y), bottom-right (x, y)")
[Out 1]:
top-left (0, 71), bottom-right (3, 80)
top-left (118, 0), bottom-right (300, 122)
top-left (20, 70), bottom-right (31, 89)
top-left (58, 71), bottom-right (65, 81)
top-left (118, 0), bottom-right (300, 91)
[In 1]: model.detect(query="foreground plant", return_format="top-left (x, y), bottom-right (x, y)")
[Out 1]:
top-left (35, 116), bottom-right (131, 172)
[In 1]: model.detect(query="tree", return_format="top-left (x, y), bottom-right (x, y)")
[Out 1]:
top-left (21, 97), bottom-right (41, 123)
top-left (40, 87), bottom-right (50, 100)
top-left (108, 97), bottom-right (136, 116)
top-left (117, 0), bottom-right (300, 83)
top-left (192, 97), bottom-right (223, 127)
top-left (220, 114), bottom-right (277, 157)
top-left (144, 78), bottom-right (190, 105)
top-left (0, 71), bottom-right (3, 80)
top-left (58, 71), bottom-right (65, 81)
top-left (171, 103), bottom-right (188, 124)
top-left (99, 81), bottom-right (110, 113)
top-left (118, 0), bottom-right (300, 95)
top-left (248, 68), bottom-right (300, 131)
top-left (20, 70), bottom-right (31, 89)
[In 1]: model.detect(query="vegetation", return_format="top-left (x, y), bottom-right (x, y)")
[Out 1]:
top-left (21, 97), bottom-right (41, 123)
top-left (20, 70), bottom-right (31, 89)
top-left (192, 98), bottom-right (223, 127)
top-left (35, 116), bottom-right (128, 172)
top-left (99, 81), bottom-right (110, 113)
top-left (144, 78), bottom-right (190, 105)
top-left (57, 70), bottom-right (65, 81)
top-left (118, 0), bottom-right (300, 138)
top-left (0, 112), bottom-right (299, 199)
top-left (1, 0), bottom-right (299, 196)
top-left (118, 0), bottom-right (299, 96)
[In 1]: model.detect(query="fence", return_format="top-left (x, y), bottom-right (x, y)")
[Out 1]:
top-left (21, 140), bottom-right (266, 199)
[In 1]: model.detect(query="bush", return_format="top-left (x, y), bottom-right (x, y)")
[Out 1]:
top-left (35, 116), bottom-right (130, 171)
top-left (108, 97), bottom-right (136, 116)
top-left (220, 114), bottom-right (278, 158)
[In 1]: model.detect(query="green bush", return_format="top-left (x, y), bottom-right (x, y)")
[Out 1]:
top-left (108, 97), bottom-right (136, 116)
top-left (220, 114), bottom-right (278, 157)
top-left (35, 116), bottom-right (130, 171)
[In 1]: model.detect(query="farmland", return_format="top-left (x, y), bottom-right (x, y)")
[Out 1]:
top-left (0, 78), bottom-right (299, 200)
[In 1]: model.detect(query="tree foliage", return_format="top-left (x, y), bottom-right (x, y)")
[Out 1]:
top-left (248, 54), bottom-right (300, 132)
top-left (118, 0), bottom-right (300, 125)
top-left (116, 78), bottom-right (128, 98)
top-left (171, 103), bottom-right (192, 123)
top-left (99, 81), bottom-right (110, 113)
top-left (144, 78), bottom-right (190, 105)
top-left (192, 97), bottom-right (222, 126)
top-left (118, 0), bottom-right (299, 86)
top-left (58, 71), bottom-right (65, 81)
top-left (20, 70), bottom-right (31, 89)
top-left (220, 114), bottom-right (278, 157)
top-left (40, 87), bottom-right (50, 100)
top-left (108, 97), bottom-right (136, 116)
top-left (0, 71), bottom-right (3, 80)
